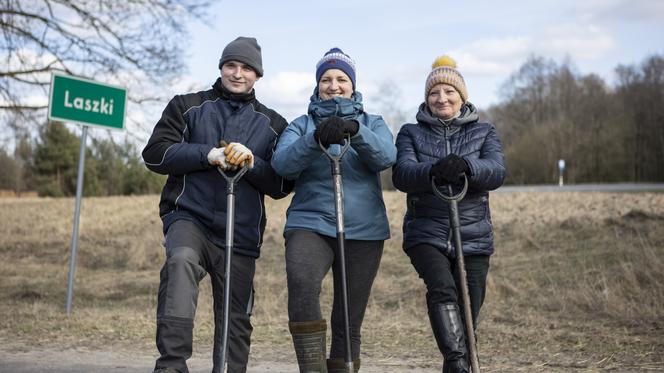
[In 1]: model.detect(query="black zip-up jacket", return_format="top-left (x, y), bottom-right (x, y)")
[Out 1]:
top-left (392, 102), bottom-right (506, 257)
top-left (142, 78), bottom-right (291, 258)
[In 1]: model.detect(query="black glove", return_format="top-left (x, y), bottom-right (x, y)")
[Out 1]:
top-left (430, 154), bottom-right (469, 185)
top-left (341, 119), bottom-right (359, 136)
top-left (314, 117), bottom-right (359, 146)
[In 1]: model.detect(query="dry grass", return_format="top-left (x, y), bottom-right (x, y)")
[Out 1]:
top-left (1, 191), bottom-right (663, 371)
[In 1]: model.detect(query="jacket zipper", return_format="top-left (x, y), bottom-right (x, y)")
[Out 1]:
top-left (441, 120), bottom-right (454, 254)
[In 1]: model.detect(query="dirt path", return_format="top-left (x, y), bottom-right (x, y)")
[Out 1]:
top-left (0, 340), bottom-right (427, 373)
top-left (2, 337), bottom-right (659, 372)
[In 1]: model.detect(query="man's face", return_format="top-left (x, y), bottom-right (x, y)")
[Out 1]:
top-left (220, 61), bottom-right (259, 94)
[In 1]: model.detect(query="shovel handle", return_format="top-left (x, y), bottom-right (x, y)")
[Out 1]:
top-left (218, 165), bottom-right (249, 186)
top-left (319, 134), bottom-right (352, 162)
top-left (431, 174), bottom-right (468, 202)
top-left (216, 140), bottom-right (250, 189)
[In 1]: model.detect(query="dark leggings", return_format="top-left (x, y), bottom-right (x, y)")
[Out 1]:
top-left (407, 244), bottom-right (490, 327)
top-left (285, 229), bottom-right (384, 360)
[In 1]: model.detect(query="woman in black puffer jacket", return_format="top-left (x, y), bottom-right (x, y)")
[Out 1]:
top-left (392, 55), bottom-right (506, 373)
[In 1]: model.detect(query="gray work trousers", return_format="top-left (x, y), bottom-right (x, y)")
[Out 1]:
top-left (285, 229), bottom-right (383, 360)
top-left (154, 220), bottom-right (255, 373)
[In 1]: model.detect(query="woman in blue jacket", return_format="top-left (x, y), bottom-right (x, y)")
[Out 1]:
top-left (272, 48), bottom-right (396, 372)
top-left (392, 56), bottom-right (506, 373)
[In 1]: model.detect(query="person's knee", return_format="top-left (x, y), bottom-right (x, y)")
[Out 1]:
top-left (165, 246), bottom-right (204, 275)
top-left (288, 268), bottom-right (322, 296)
top-left (168, 246), bottom-right (200, 265)
top-left (160, 246), bottom-right (205, 306)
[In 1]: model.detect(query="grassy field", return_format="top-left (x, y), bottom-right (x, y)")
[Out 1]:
top-left (1, 191), bottom-right (663, 371)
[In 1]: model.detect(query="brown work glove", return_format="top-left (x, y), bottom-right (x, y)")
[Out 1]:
top-left (224, 142), bottom-right (254, 169)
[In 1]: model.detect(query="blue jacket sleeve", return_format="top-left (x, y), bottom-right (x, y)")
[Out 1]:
top-left (349, 115), bottom-right (396, 172)
top-left (392, 124), bottom-right (435, 194)
top-left (142, 95), bottom-right (214, 176)
top-left (464, 125), bottom-right (506, 191)
top-left (271, 117), bottom-right (323, 180)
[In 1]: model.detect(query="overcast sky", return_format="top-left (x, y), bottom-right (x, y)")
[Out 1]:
top-left (178, 0), bottom-right (662, 124)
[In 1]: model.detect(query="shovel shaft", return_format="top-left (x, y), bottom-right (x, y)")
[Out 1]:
top-left (432, 176), bottom-right (480, 372)
top-left (218, 165), bottom-right (248, 372)
top-left (219, 190), bottom-right (235, 371)
top-left (320, 137), bottom-right (354, 373)
top-left (449, 195), bottom-right (481, 373)
top-left (333, 168), bottom-right (353, 373)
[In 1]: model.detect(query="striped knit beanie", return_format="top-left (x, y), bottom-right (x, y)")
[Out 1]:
top-left (316, 48), bottom-right (356, 89)
top-left (424, 55), bottom-right (468, 102)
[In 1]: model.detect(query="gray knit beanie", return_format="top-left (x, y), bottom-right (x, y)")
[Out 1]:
top-left (218, 36), bottom-right (263, 77)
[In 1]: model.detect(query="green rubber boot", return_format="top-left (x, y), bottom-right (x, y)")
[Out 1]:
top-left (289, 319), bottom-right (328, 373)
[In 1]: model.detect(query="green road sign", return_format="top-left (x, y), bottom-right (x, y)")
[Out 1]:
top-left (48, 72), bottom-right (127, 130)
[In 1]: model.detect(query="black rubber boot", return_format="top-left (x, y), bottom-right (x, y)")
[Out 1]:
top-left (326, 357), bottom-right (360, 373)
top-left (429, 303), bottom-right (470, 373)
top-left (153, 368), bottom-right (181, 373)
top-left (289, 319), bottom-right (328, 372)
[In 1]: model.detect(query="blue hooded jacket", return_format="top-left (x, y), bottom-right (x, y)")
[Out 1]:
top-left (271, 90), bottom-right (396, 240)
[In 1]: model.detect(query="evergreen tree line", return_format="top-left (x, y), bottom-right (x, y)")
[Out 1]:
top-left (0, 122), bottom-right (164, 196)
top-left (487, 53), bottom-right (664, 184)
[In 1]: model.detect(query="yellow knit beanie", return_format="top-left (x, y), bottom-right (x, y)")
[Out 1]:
top-left (424, 55), bottom-right (468, 103)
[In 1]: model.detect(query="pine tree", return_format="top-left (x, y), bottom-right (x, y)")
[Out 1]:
top-left (32, 122), bottom-right (100, 196)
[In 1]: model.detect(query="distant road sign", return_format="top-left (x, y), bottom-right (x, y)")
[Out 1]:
top-left (48, 72), bottom-right (126, 130)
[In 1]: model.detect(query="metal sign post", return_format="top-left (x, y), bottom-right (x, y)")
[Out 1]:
top-left (65, 125), bottom-right (88, 314)
top-left (48, 72), bottom-right (127, 314)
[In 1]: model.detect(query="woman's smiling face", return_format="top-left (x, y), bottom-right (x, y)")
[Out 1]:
top-left (318, 69), bottom-right (353, 100)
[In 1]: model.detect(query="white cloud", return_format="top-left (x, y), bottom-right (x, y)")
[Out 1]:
top-left (449, 37), bottom-right (531, 76)
top-left (255, 71), bottom-right (313, 122)
top-left (257, 71), bottom-right (313, 104)
top-left (540, 24), bottom-right (615, 59)
top-left (447, 24), bottom-right (615, 79)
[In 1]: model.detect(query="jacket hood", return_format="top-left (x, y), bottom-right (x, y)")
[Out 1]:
top-left (308, 88), bottom-right (364, 122)
top-left (416, 101), bottom-right (479, 128)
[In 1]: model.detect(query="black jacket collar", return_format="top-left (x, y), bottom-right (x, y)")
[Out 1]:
top-left (213, 78), bottom-right (256, 104)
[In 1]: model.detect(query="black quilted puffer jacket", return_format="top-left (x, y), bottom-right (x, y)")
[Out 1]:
top-left (392, 102), bottom-right (506, 257)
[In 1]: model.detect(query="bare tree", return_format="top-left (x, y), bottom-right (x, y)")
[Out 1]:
top-left (0, 0), bottom-right (209, 138)
top-left (616, 55), bottom-right (664, 182)
top-left (490, 53), bottom-right (664, 185)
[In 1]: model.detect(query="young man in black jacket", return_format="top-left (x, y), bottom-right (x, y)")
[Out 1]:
top-left (143, 36), bottom-right (291, 373)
